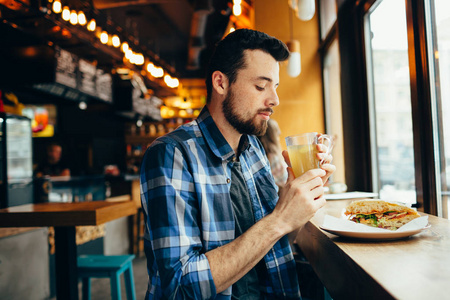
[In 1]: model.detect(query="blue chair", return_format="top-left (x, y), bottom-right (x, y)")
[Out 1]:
top-left (77, 254), bottom-right (136, 300)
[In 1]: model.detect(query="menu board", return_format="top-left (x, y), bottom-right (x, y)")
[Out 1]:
top-left (78, 59), bottom-right (97, 97)
top-left (54, 47), bottom-right (112, 103)
top-left (96, 69), bottom-right (113, 103)
top-left (55, 47), bottom-right (77, 89)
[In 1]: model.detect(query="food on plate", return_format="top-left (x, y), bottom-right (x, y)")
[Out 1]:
top-left (344, 200), bottom-right (420, 230)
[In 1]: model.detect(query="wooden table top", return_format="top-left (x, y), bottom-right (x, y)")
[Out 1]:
top-left (296, 199), bottom-right (450, 300)
top-left (0, 201), bottom-right (137, 227)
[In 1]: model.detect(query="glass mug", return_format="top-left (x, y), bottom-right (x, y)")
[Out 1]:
top-left (285, 132), bottom-right (333, 178)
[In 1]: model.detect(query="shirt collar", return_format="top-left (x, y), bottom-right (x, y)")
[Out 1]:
top-left (197, 106), bottom-right (251, 161)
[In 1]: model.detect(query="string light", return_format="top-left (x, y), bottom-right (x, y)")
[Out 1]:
top-left (112, 35), bottom-right (120, 47)
top-left (62, 6), bottom-right (70, 21)
top-left (135, 53), bottom-right (144, 65)
top-left (52, 0), bottom-right (62, 13)
top-left (69, 10), bottom-right (78, 25)
top-left (45, 2), bottom-right (177, 94)
top-left (87, 19), bottom-right (96, 31)
top-left (121, 41), bottom-right (129, 53)
top-left (77, 11), bottom-right (86, 25)
top-left (125, 48), bottom-right (133, 60)
top-left (100, 31), bottom-right (108, 44)
top-left (164, 74), bottom-right (179, 88)
top-left (233, 0), bottom-right (242, 16)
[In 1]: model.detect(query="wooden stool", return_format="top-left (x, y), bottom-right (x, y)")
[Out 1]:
top-left (77, 254), bottom-right (136, 300)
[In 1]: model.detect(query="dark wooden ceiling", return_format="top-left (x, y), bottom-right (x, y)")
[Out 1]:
top-left (93, 0), bottom-right (232, 78)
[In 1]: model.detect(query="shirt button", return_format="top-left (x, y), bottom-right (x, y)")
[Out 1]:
top-left (227, 178), bottom-right (231, 184)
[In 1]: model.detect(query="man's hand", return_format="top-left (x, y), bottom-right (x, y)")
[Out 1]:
top-left (275, 146), bottom-right (336, 236)
top-left (272, 161), bottom-right (327, 235)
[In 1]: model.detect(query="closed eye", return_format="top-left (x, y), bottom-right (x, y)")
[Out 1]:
top-left (256, 86), bottom-right (265, 91)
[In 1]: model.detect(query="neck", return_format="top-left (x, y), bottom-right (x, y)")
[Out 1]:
top-left (206, 103), bottom-right (242, 154)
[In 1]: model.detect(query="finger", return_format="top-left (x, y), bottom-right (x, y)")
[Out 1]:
top-left (320, 163), bottom-right (336, 184)
top-left (285, 166), bottom-right (295, 184)
top-left (321, 163), bottom-right (336, 173)
top-left (316, 143), bottom-right (329, 153)
top-left (317, 153), bottom-right (333, 164)
top-left (313, 196), bottom-right (327, 210)
top-left (297, 175), bottom-right (325, 196)
top-left (296, 168), bottom-right (326, 183)
top-left (282, 150), bottom-right (291, 168)
top-left (309, 177), bottom-right (325, 193)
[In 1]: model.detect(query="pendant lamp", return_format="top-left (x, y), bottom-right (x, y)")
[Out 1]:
top-left (286, 7), bottom-right (301, 77)
top-left (297, 0), bottom-right (315, 21)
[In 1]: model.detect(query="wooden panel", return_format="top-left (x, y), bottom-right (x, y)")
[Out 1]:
top-left (255, 0), bottom-right (324, 151)
top-left (0, 201), bottom-right (136, 227)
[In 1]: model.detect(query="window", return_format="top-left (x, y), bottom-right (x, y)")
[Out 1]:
top-left (320, 0), bottom-right (337, 39)
top-left (323, 39), bottom-right (345, 184)
top-left (426, 0), bottom-right (450, 217)
top-left (364, 0), bottom-right (416, 205)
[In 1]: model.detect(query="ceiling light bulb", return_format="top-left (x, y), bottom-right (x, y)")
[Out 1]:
top-left (100, 31), bottom-right (108, 44)
top-left (112, 35), bottom-right (120, 47)
top-left (130, 53), bottom-right (138, 64)
top-left (164, 75), bottom-right (172, 85)
top-left (135, 53), bottom-right (144, 65)
top-left (286, 40), bottom-right (301, 77)
top-left (125, 49), bottom-right (133, 60)
top-left (52, 0), bottom-right (62, 13)
top-left (62, 6), bottom-right (70, 21)
top-left (121, 42), bottom-right (129, 53)
top-left (69, 10), bottom-right (78, 25)
top-left (77, 11), bottom-right (86, 25)
top-left (153, 67), bottom-right (164, 78)
top-left (87, 19), bottom-right (96, 31)
top-left (297, 0), bottom-right (315, 21)
top-left (146, 62), bottom-right (154, 73)
top-left (233, 3), bottom-right (241, 16)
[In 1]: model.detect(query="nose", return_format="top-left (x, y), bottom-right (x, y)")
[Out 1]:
top-left (267, 88), bottom-right (279, 107)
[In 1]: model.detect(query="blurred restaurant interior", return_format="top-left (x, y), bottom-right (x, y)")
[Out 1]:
top-left (1, 0), bottom-right (450, 299)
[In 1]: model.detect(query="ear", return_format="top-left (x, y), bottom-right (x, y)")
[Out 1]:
top-left (211, 71), bottom-right (228, 96)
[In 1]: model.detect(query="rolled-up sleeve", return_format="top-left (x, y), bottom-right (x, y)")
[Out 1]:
top-left (140, 138), bottom-right (217, 299)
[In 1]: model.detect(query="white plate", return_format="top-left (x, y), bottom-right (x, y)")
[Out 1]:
top-left (319, 224), bottom-right (431, 241)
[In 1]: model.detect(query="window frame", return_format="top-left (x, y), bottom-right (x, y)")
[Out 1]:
top-left (335, 0), bottom-right (439, 214)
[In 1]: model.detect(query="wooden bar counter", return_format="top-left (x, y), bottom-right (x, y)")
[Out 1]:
top-left (295, 199), bottom-right (450, 300)
top-left (0, 201), bottom-right (136, 300)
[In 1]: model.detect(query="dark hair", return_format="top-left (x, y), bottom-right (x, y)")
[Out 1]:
top-left (205, 29), bottom-right (289, 104)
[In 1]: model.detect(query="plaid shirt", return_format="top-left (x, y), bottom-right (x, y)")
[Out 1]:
top-left (140, 107), bottom-right (301, 299)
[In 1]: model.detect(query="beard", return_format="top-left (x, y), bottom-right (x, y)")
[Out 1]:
top-left (222, 88), bottom-right (271, 136)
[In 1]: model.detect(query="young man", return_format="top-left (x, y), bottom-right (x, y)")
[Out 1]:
top-left (140, 29), bottom-right (335, 299)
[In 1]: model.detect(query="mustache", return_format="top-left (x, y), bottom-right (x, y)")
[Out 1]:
top-left (257, 108), bottom-right (274, 115)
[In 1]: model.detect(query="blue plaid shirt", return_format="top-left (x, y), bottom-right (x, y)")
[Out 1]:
top-left (140, 107), bottom-right (301, 299)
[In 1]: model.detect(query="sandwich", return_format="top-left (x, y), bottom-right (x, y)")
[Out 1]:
top-left (344, 200), bottom-right (420, 230)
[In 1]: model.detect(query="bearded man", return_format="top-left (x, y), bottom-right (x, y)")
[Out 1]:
top-left (140, 29), bottom-right (335, 300)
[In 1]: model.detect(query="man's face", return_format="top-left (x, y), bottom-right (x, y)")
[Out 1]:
top-left (48, 145), bottom-right (62, 164)
top-left (222, 49), bottom-right (280, 136)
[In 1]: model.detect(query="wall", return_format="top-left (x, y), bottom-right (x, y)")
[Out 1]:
top-left (255, 0), bottom-right (324, 149)
top-left (104, 216), bottom-right (131, 255)
top-left (0, 229), bottom-right (50, 300)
